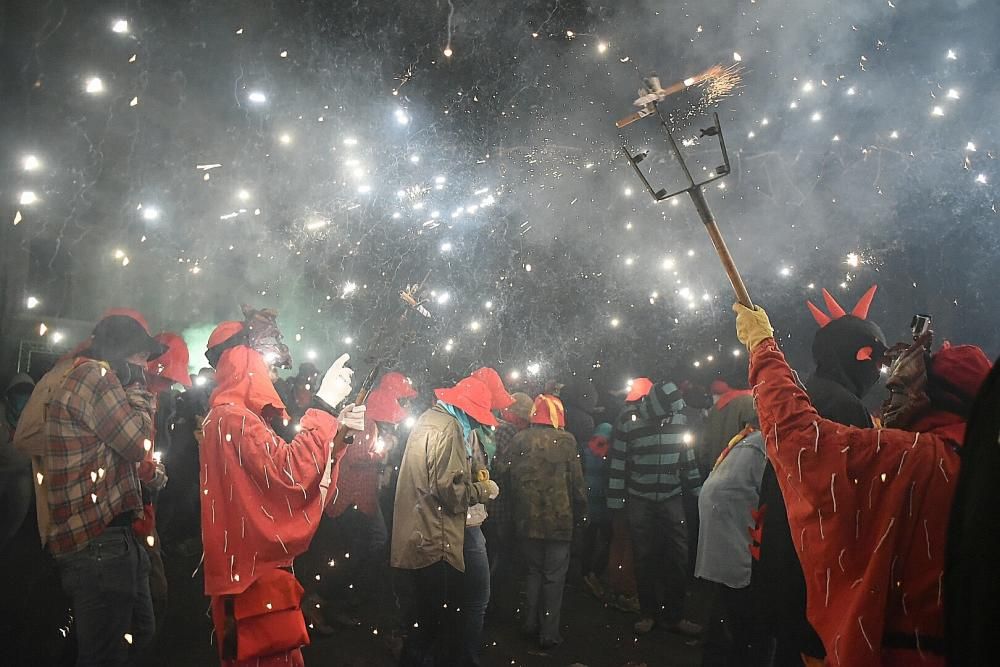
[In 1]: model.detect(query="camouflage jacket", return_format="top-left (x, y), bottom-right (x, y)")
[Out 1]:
top-left (509, 425), bottom-right (586, 541)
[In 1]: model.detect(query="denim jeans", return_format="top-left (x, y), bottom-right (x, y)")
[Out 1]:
top-left (462, 526), bottom-right (490, 665)
top-left (521, 538), bottom-right (571, 645)
top-left (55, 527), bottom-right (155, 667)
top-left (627, 495), bottom-right (689, 622)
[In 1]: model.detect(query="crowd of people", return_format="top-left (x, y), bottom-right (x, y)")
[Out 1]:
top-left (0, 286), bottom-right (997, 667)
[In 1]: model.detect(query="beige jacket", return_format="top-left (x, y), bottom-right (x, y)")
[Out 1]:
top-left (390, 406), bottom-right (491, 572)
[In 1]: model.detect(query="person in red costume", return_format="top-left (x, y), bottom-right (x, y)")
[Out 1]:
top-left (199, 307), bottom-right (365, 666)
top-left (733, 301), bottom-right (991, 667)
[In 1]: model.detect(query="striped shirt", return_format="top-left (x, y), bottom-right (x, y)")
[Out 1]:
top-left (44, 359), bottom-right (154, 555)
top-left (607, 381), bottom-right (701, 509)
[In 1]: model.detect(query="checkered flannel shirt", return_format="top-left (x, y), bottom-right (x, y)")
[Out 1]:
top-left (486, 421), bottom-right (520, 527)
top-left (45, 359), bottom-right (154, 555)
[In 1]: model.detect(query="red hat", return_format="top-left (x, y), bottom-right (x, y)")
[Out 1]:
top-left (148, 332), bottom-right (193, 388)
top-left (435, 377), bottom-right (498, 427)
top-left (625, 377), bottom-right (654, 402)
top-left (530, 394), bottom-right (565, 428)
top-left (930, 344), bottom-right (992, 408)
top-left (710, 379), bottom-right (732, 396)
top-left (377, 371), bottom-right (418, 399)
top-left (471, 367), bottom-right (515, 410)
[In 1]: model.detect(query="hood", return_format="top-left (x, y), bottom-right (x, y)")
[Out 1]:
top-left (6, 373), bottom-right (35, 394)
top-left (812, 315), bottom-right (887, 398)
top-left (928, 343), bottom-right (992, 418)
top-left (638, 381), bottom-right (685, 420)
top-left (210, 346), bottom-right (288, 420)
top-left (365, 378), bottom-right (415, 425)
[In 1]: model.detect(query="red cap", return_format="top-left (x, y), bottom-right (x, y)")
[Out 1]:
top-left (148, 332), bottom-right (193, 388)
top-left (710, 379), bottom-right (732, 396)
top-left (471, 367), bottom-right (515, 410)
top-left (625, 377), bottom-right (654, 402)
top-left (435, 377), bottom-right (498, 427)
top-left (530, 394), bottom-right (565, 428)
top-left (931, 344), bottom-right (992, 404)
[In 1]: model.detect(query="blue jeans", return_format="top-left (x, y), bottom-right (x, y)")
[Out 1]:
top-left (462, 526), bottom-right (490, 666)
top-left (521, 538), bottom-right (571, 645)
top-left (55, 527), bottom-right (155, 667)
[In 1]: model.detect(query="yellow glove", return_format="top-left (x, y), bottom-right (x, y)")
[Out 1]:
top-left (733, 303), bottom-right (774, 351)
top-left (476, 469), bottom-right (490, 483)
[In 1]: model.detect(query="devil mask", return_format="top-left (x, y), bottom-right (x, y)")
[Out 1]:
top-left (205, 305), bottom-right (292, 370)
top-left (807, 285), bottom-right (888, 398)
top-left (881, 333), bottom-right (932, 429)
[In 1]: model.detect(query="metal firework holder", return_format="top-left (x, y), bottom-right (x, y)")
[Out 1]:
top-left (620, 107), bottom-right (754, 308)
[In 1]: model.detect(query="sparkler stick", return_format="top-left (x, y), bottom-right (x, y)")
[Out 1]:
top-left (618, 102), bottom-right (754, 308)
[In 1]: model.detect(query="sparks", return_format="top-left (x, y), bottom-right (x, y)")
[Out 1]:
top-left (247, 90), bottom-right (267, 104)
top-left (22, 154), bottom-right (40, 171)
top-left (112, 19), bottom-right (129, 34)
top-left (931, 106), bottom-right (945, 117)
top-left (85, 77), bottom-right (104, 94)
top-left (19, 191), bottom-right (38, 205)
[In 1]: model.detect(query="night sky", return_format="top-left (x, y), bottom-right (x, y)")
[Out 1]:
top-left (3, 0), bottom-right (999, 397)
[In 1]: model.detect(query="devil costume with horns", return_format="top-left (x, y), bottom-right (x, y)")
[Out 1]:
top-left (750, 286), bottom-right (886, 665)
top-left (738, 288), bottom-right (991, 666)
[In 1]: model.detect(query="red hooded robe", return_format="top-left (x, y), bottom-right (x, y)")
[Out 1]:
top-left (750, 338), bottom-right (967, 667)
top-left (200, 346), bottom-right (340, 664)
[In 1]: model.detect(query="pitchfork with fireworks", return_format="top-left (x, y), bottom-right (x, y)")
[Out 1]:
top-left (616, 64), bottom-right (753, 308)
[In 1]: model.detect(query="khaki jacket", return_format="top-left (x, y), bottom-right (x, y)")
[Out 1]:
top-left (390, 406), bottom-right (491, 572)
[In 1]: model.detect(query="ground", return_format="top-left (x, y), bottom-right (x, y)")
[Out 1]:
top-left (145, 545), bottom-right (704, 667)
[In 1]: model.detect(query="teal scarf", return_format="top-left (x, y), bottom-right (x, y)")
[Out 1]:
top-left (438, 401), bottom-right (473, 456)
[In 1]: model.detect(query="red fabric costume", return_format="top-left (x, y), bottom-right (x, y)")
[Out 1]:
top-left (749, 338), bottom-right (980, 667)
top-left (200, 344), bottom-right (340, 665)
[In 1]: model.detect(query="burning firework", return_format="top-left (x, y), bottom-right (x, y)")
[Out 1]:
top-left (616, 63), bottom-right (743, 128)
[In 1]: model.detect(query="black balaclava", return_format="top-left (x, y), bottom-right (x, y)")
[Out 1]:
top-left (812, 315), bottom-right (888, 398)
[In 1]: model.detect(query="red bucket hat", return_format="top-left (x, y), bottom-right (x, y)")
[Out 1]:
top-left (471, 367), bottom-right (515, 410)
top-left (435, 377), bottom-right (498, 427)
top-left (148, 332), bottom-right (193, 388)
top-left (626, 377), bottom-right (654, 402)
top-left (530, 394), bottom-right (565, 428)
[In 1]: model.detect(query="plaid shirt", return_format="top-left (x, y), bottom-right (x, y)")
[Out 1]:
top-left (45, 359), bottom-right (154, 555)
top-left (486, 421), bottom-right (521, 527)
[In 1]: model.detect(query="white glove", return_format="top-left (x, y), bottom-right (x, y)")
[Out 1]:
top-left (317, 354), bottom-right (354, 408)
top-left (147, 462), bottom-right (168, 492)
top-left (481, 479), bottom-right (499, 500)
top-left (338, 403), bottom-right (366, 432)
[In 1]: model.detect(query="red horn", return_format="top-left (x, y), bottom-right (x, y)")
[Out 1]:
top-left (807, 300), bottom-right (832, 327)
top-left (851, 285), bottom-right (878, 320)
top-left (821, 289), bottom-right (847, 319)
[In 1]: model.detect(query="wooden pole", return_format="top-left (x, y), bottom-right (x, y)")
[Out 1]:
top-left (687, 187), bottom-right (753, 308)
